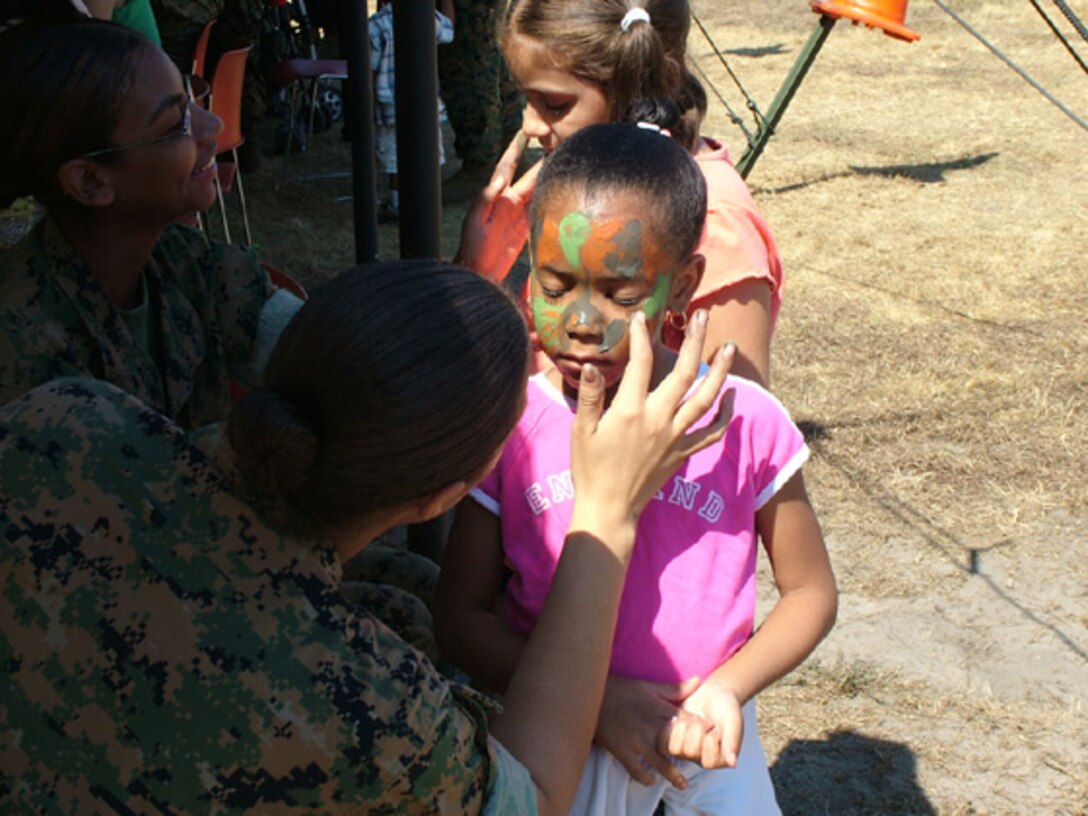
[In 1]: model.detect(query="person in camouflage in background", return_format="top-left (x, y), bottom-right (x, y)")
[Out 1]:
top-left (153, 0), bottom-right (268, 168)
top-left (438, 0), bottom-right (521, 174)
top-left (0, 20), bottom-right (285, 425)
top-left (152, 0), bottom-right (221, 75)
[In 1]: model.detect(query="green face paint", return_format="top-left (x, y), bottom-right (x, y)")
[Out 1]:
top-left (533, 296), bottom-right (564, 354)
top-left (558, 211), bottom-right (592, 271)
top-left (642, 271), bottom-right (673, 320)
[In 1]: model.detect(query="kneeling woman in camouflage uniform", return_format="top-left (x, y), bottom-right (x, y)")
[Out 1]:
top-left (0, 17), bottom-right (297, 429)
top-left (0, 260), bottom-right (733, 814)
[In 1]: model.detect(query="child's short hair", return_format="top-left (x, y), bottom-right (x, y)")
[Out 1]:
top-left (530, 100), bottom-right (707, 262)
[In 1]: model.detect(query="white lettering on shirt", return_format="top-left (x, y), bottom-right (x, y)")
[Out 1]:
top-left (668, 477), bottom-right (702, 510)
top-left (697, 490), bottom-right (725, 523)
top-left (525, 484), bottom-right (551, 515)
top-left (547, 471), bottom-right (575, 504)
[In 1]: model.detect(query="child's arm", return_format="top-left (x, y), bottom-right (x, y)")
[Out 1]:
top-left (434, 498), bottom-right (527, 694)
top-left (437, 0), bottom-right (455, 26)
top-left (669, 470), bottom-right (838, 767)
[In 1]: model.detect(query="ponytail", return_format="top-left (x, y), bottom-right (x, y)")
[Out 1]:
top-left (228, 261), bottom-right (530, 531)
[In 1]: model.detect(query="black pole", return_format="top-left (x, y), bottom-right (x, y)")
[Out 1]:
top-left (393, 0), bottom-right (442, 259)
top-left (392, 0), bottom-right (444, 560)
top-left (347, 0), bottom-right (379, 262)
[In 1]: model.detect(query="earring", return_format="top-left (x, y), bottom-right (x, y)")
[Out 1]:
top-left (665, 309), bottom-right (688, 334)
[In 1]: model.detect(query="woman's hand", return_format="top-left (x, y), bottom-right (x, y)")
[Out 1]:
top-left (454, 132), bottom-right (541, 284)
top-left (569, 310), bottom-right (736, 553)
top-left (596, 675), bottom-right (702, 789)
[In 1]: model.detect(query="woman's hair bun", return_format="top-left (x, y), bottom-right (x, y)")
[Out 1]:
top-left (623, 97), bottom-right (683, 133)
top-left (227, 389), bottom-right (318, 497)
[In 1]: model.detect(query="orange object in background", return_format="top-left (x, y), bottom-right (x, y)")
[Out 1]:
top-left (811, 0), bottom-right (920, 42)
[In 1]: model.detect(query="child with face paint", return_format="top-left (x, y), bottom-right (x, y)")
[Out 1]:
top-left (436, 118), bottom-right (837, 816)
top-left (455, 0), bottom-right (782, 388)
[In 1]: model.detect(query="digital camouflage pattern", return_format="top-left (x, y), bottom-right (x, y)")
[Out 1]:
top-left (0, 218), bottom-right (274, 428)
top-left (152, 0), bottom-right (222, 70)
top-left (438, 0), bottom-right (522, 168)
top-left (153, 0), bottom-right (268, 117)
top-left (0, 378), bottom-right (531, 813)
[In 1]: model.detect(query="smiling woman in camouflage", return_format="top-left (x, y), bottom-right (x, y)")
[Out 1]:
top-left (0, 259), bottom-right (734, 814)
top-left (0, 18), bottom-right (297, 428)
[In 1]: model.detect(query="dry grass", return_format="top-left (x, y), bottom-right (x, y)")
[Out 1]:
top-left (225, 1), bottom-right (1088, 812)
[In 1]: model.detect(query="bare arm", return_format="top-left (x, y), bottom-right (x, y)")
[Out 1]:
top-left (666, 471), bottom-right (838, 767)
top-left (437, 0), bottom-right (454, 26)
top-left (83, 0), bottom-right (119, 19)
top-left (693, 277), bottom-right (773, 388)
top-left (725, 471), bottom-right (838, 701)
top-left (489, 312), bottom-right (736, 815)
top-left (434, 499), bottom-right (526, 694)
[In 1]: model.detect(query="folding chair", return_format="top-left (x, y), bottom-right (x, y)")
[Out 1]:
top-left (271, 57), bottom-right (350, 182)
top-left (191, 18), bottom-right (216, 78)
top-left (208, 42), bottom-right (254, 244)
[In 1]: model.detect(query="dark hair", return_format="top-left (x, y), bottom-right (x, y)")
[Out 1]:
top-left (530, 107), bottom-right (708, 263)
top-left (500, 0), bottom-right (705, 149)
top-left (0, 19), bottom-right (152, 208)
top-left (228, 261), bottom-right (530, 530)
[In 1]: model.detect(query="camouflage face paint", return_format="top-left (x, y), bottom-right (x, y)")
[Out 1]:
top-left (558, 211), bottom-right (592, 270)
top-left (603, 221), bottom-right (643, 279)
top-left (531, 196), bottom-right (675, 357)
top-left (532, 297), bottom-right (565, 354)
top-left (599, 319), bottom-right (628, 353)
top-left (642, 270), bottom-right (673, 320)
top-left (531, 213), bottom-right (572, 354)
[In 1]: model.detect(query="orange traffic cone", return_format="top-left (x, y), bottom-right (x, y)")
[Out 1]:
top-left (811, 0), bottom-right (920, 42)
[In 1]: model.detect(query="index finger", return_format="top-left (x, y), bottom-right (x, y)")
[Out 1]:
top-left (508, 156), bottom-right (542, 202)
top-left (611, 312), bottom-right (653, 405)
top-left (653, 308), bottom-right (710, 408)
top-left (490, 131), bottom-right (529, 188)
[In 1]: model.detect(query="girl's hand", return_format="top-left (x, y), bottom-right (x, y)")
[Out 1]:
top-left (569, 310), bottom-right (736, 553)
top-left (661, 679), bottom-right (744, 770)
top-left (596, 675), bottom-right (702, 789)
top-left (454, 132), bottom-right (541, 284)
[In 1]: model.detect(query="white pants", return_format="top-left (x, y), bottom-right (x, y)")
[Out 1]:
top-left (571, 699), bottom-right (781, 816)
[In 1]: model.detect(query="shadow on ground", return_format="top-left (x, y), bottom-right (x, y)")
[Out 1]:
top-left (756, 151), bottom-right (999, 194)
top-left (771, 730), bottom-right (937, 815)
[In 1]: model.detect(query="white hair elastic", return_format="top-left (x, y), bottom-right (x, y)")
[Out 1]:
top-left (620, 7), bottom-right (651, 32)
top-left (636, 121), bottom-right (672, 138)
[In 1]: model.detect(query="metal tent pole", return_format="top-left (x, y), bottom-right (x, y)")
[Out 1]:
top-left (736, 14), bottom-right (837, 179)
top-left (346, 0), bottom-right (379, 263)
top-left (393, 0), bottom-right (442, 260)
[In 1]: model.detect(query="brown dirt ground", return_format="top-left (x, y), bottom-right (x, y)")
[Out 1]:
top-left (232, 1), bottom-right (1087, 812)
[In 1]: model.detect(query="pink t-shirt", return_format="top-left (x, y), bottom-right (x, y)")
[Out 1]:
top-left (470, 371), bottom-right (808, 683)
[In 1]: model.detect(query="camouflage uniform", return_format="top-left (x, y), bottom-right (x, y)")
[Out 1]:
top-left (151, 0), bottom-right (222, 73)
top-left (153, 0), bottom-right (268, 119)
top-left (0, 378), bottom-right (538, 814)
top-left (438, 0), bottom-right (523, 169)
top-left (0, 218), bottom-right (273, 428)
